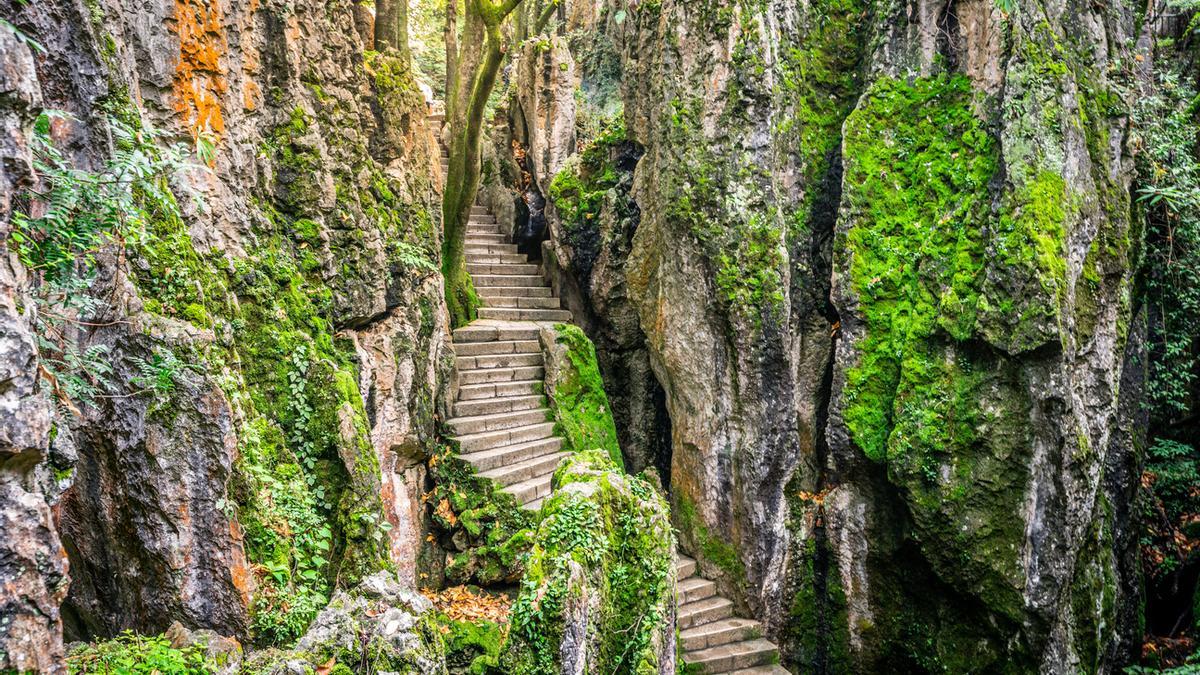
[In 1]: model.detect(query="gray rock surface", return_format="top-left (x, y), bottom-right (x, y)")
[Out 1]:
top-left (0, 23), bottom-right (68, 673)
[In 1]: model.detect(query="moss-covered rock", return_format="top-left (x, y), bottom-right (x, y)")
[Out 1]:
top-left (538, 324), bottom-right (622, 469)
top-left (500, 450), bottom-right (675, 675)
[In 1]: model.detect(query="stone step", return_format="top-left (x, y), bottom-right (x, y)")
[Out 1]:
top-left (457, 379), bottom-right (542, 401)
top-left (505, 471), bottom-right (556, 506)
top-left (482, 296), bottom-right (561, 310)
top-left (477, 285), bottom-right (552, 298)
top-left (453, 421), bottom-right (555, 453)
top-left (467, 225), bottom-right (502, 234)
top-left (525, 496), bottom-right (546, 511)
top-left (445, 408), bottom-right (551, 436)
top-left (459, 436), bottom-right (563, 472)
top-left (466, 244), bottom-right (519, 255)
top-left (480, 451), bottom-right (568, 487)
top-left (680, 617), bottom-right (762, 652)
top-left (676, 555), bottom-right (698, 580)
top-left (726, 665), bottom-right (791, 675)
top-left (453, 339), bottom-right (541, 357)
top-left (470, 214), bottom-right (497, 224)
top-left (678, 576), bottom-right (718, 605)
top-left (478, 307), bottom-right (572, 322)
top-left (466, 233), bottom-right (508, 244)
top-left (471, 205), bottom-right (489, 215)
top-left (466, 253), bottom-right (529, 265)
top-left (456, 351), bottom-right (543, 371)
top-left (454, 393), bottom-right (545, 419)
top-left (453, 324), bottom-right (540, 344)
top-left (459, 365), bottom-right (545, 386)
top-left (468, 262), bottom-right (541, 276)
top-left (472, 274), bottom-right (547, 288)
top-left (678, 596), bottom-right (734, 631)
top-left (684, 639), bottom-right (779, 674)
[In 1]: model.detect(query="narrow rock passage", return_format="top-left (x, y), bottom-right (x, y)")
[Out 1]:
top-left (431, 109), bottom-right (789, 673)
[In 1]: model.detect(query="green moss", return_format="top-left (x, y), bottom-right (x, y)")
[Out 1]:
top-left (674, 490), bottom-right (745, 587)
top-left (839, 73), bottom-right (998, 464)
top-left (501, 450), bottom-right (674, 675)
top-left (545, 324), bottom-right (622, 468)
top-left (440, 616), bottom-right (504, 674)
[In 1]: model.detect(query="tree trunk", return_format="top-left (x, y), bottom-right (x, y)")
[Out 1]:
top-left (374, 0), bottom-right (409, 59)
top-left (441, 0), bottom-right (554, 327)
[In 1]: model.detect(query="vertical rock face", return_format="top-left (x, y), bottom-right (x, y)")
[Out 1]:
top-left (0, 26), bottom-right (67, 672)
top-left (4, 0), bottom-right (449, 648)
top-left (521, 0), bottom-right (1144, 670)
top-left (823, 0), bottom-right (1140, 668)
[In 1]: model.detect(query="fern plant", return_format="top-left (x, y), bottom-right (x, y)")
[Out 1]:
top-left (10, 110), bottom-right (203, 411)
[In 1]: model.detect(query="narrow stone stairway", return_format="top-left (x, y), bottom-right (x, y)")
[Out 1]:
top-left (676, 555), bottom-right (788, 674)
top-left (428, 107), bottom-right (788, 672)
top-left (430, 109), bottom-right (574, 512)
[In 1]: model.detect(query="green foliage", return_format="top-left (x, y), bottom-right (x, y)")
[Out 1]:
top-left (428, 444), bottom-right (536, 586)
top-left (67, 632), bottom-right (213, 674)
top-left (1135, 66), bottom-right (1200, 421)
top-left (502, 450), bottom-right (674, 675)
top-left (545, 324), bottom-right (623, 468)
top-left (11, 112), bottom-right (202, 413)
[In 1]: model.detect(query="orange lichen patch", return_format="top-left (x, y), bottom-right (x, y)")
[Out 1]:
top-left (228, 519), bottom-right (255, 604)
top-left (422, 585), bottom-right (512, 624)
top-left (171, 0), bottom-right (229, 137)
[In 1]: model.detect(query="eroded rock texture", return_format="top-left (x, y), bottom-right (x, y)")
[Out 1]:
top-left (3, 0), bottom-right (450, 647)
top-left (0, 25), bottom-right (67, 673)
top-left (518, 0), bottom-right (1144, 670)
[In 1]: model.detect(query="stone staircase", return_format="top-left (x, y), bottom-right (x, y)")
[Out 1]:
top-left (676, 555), bottom-right (789, 674)
top-left (431, 110), bottom-right (575, 511)
top-left (428, 108), bottom-right (789, 673)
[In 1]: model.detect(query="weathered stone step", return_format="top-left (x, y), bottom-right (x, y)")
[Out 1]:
top-left (456, 351), bottom-right (543, 371)
top-left (466, 253), bottom-right (529, 265)
top-left (471, 205), bottom-right (489, 215)
top-left (453, 324), bottom-right (540, 344)
top-left (472, 274), bottom-right (547, 288)
top-left (678, 596), bottom-right (734, 631)
top-left (459, 436), bottom-right (563, 472)
top-left (470, 214), bottom-right (497, 224)
top-left (466, 233), bottom-right (508, 244)
top-left (480, 451), bottom-right (568, 486)
top-left (459, 365), bottom-right (545, 386)
top-left (466, 244), bottom-right (519, 255)
top-left (457, 379), bottom-right (542, 401)
top-left (478, 307), bottom-right (572, 322)
top-left (678, 576), bottom-right (718, 605)
top-left (525, 496), bottom-right (546, 511)
top-left (505, 471), bottom-right (555, 506)
top-left (482, 296), bottom-right (561, 310)
top-left (680, 617), bottom-right (762, 652)
top-left (684, 638), bottom-right (778, 673)
top-left (726, 665), bottom-right (790, 675)
top-left (454, 393), bottom-right (545, 419)
top-left (676, 555), bottom-right (697, 579)
top-left (453, 339), bottom-right (541, 357)
top-left (446, 408), bottom-right (551, 436)
top-left (468, 262), bottom-right (541, 276)
top-left (477, 285), bottom-right (552, 298)
top-left (467, 225), bottom-right (502, 234)
top-left (453, 421), bottom-right (556, 453)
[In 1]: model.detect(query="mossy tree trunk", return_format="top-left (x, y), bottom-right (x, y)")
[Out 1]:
top-left (441, 0), bottom-right (559, 327)
top-left (374, 0), bottom-right (409, 59)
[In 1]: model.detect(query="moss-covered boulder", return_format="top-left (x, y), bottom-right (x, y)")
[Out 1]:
top-left (501, 450), bottom-right (675, 675)
top-left (244, 572), bottom-right (447, 674)
top-left (539, 324), bottom-right (623, 469)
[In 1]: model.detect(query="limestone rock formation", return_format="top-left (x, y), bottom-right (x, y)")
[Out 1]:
top-left (0, 24), bottom-right (68, 673)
